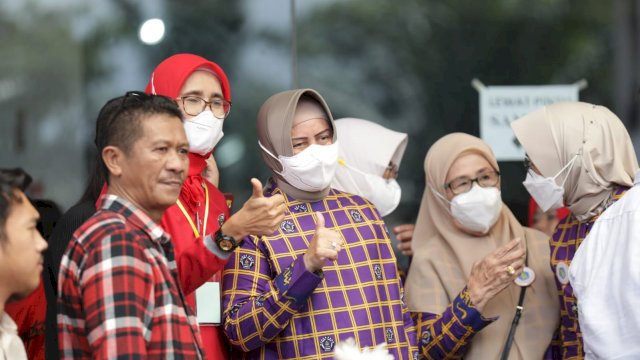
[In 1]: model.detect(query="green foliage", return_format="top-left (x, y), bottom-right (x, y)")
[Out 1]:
top-left (290, 0), bottom-right (613, 222)
top-left (147, 0), bottom-right (244, 73)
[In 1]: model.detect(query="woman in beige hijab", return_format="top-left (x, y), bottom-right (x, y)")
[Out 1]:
top-left (511, 101), bottom-right (638, 359)
top-left (405, 133), bottom-right (559, 359)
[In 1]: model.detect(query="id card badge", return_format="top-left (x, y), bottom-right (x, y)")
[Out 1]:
top-left (195, 281), bottom-right (221, 325)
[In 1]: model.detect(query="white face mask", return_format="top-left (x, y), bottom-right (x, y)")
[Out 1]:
top-left (336, 161), bottom-right (401, 217)
top-left (433, 183), bottom-right (503, 234)
top-left (183, 110), bottom-right (224, 156)
top-left (522, 155), bottom-right (577, 212)
top-left (259, 141), bottom-right (339, 192)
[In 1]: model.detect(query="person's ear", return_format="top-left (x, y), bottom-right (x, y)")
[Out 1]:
top-left (102, 146), bottom-right (125, 177)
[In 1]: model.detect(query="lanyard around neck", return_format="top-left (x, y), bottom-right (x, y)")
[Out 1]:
top-left (176, 181), bottom-right (209, 238)
top-left (500, 234), bottom-right (530, 360)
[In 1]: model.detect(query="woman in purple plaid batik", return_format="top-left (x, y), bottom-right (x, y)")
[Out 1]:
top-left (222, 88), bottom-right (418, 360)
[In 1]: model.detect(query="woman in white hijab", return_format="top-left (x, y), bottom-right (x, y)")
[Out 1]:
top-left (511, 101), bottom-right (639, 359)
top-left (405, 133), bottom-right (559, 360)
top-left (331, 118), bottom-right (415, 256)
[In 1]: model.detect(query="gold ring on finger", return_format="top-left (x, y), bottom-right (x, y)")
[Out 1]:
top-left (505, 265), bottom-right (516, 276)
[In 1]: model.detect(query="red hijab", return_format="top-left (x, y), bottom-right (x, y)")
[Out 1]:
top-left (143, 54), bottom-right (232, 359)
top-left (144, 53), bottom-right (231, 209)
top-left (145, 53), bottom-right (231, 101)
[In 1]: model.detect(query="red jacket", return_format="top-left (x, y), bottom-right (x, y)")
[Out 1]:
top-left (160, 153), bottom-right (232, 359)
top-left (145, 53), bottom-right (234, 359)
top-left (5, 280), bottom-right (46, 360)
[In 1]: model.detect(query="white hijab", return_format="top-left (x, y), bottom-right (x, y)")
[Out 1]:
top-left (331, 118), bottom-right (408, 216)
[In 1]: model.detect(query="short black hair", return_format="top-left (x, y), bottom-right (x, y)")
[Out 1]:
top-left (94, 91), bottom-right (183, 183)
top-left (32, 199), bottom-right (62, 240)
top-left (0, 168), bottom-right (33, 243)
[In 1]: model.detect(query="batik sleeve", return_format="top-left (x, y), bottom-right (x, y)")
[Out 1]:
top-left (401, 289), bottom-right (419, 357)
top-left (414, 287), bottom-right (495, 359)
top-left (222, 235), bottom-right (323, 352)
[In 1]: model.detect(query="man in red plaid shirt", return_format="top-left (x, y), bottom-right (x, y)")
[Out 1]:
top-left (57, 92), bottom-right (204, 359)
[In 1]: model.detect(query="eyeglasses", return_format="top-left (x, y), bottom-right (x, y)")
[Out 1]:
top-left (524, 154), bottom-right (533, 172)
top-left (177, 95), bottom-right (231, 119)
top-left (107, 91), bottom-right (154, 129)
top-left (383, 162), bottom-right (399, 180)
top-left (445, 169), bottom-right (500, 195)
top-left (124, 90), bottom-right (150, 100)
top-left (95, 91), bottom-right (179, 148)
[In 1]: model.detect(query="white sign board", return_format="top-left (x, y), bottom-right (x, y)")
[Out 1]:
top-left (479, 85), bottom-right (579, 161)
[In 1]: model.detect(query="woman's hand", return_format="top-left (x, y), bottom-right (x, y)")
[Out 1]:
top-left (303, 212), bottom-right (344, 272)
top-left (394, 224), bottom-right (415, 256)
top-left (466, 237), bottom-right (525, 312)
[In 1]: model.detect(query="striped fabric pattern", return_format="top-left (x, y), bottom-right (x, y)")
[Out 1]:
top-left (223, 183), bottom-right (417, 359)
top-left (57, 195), bottom-right (203, 359)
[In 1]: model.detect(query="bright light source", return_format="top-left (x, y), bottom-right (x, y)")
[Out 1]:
top-left (139, 18), bottom-right (165, 45)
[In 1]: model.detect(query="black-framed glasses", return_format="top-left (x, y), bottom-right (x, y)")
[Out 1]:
top-left (115, 90), bottom-right (155, 116)
top-left (106, 91), bottom-right (154, 128)
top-left (383, 161), bottom-right (399, 180)
top-left (177, 95), bottom-right (231, 119)
top-left (524, 154), bottom-right (533, 172)
top-left (95, 91), bottom-right (178, 148)
top-left (445, 169), bottom-right (501, 195)
top-left (123, 90), bottom-right (151, 100)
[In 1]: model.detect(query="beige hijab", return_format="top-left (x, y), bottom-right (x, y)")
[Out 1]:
top-left (511, 101), bottom-right (638, 221)
top-left (257, 88), bottom-right (337, 201)
top-left (405, 133), bottom-right (559, 360)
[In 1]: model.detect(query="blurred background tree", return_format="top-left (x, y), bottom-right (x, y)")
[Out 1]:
top-left (1, 0), bottom-right (637, 266)
top-left (283, 0), bottom-right (616, 229)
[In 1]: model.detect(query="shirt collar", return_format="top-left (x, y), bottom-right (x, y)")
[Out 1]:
top-left (99, 194), bottom-right (171, 245)
top-left (0, 312), bottom-right (17, 333)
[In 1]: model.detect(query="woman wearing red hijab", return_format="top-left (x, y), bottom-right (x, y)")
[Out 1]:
top-left (146, 53), bottom-right (286, 358)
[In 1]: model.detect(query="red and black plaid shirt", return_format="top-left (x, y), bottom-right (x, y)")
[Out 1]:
top-left (57, 195), bottom-right (204, 359)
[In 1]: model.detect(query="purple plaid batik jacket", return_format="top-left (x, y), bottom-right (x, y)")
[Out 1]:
top-left (223, 182), bottom-right (418, 359)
